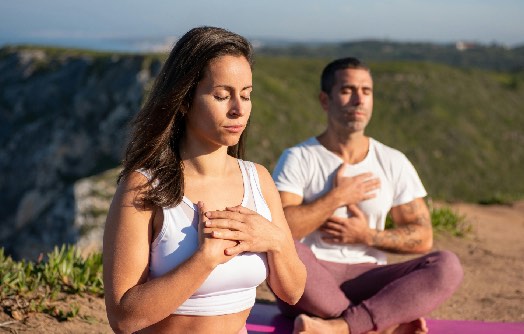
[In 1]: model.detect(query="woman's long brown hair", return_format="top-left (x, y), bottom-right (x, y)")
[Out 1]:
top-left (119, 26), bottom-right (254, 208)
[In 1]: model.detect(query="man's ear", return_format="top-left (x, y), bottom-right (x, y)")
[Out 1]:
top-left (319, 91), bottom-right (330, 112)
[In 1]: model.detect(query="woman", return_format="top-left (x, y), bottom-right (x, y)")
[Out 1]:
top-left (102, 26), bottom-right (306, 334)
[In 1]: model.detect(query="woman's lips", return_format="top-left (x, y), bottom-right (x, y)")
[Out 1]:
top-left (224, 125), bottom-right (244, 133)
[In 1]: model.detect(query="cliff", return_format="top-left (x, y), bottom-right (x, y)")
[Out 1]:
top-left (0, 46), bottom-right (162, 259)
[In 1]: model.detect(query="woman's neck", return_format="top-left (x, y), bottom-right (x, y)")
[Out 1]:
top-left (180, 140), bottom-right (232, 177)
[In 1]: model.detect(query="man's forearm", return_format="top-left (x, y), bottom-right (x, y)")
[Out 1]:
top-left (368, 198), bottom-right (433, 254)
top-left (369, 223), bottom-right (433, 254)
top-left (283, 192), bottom-right (342, 239)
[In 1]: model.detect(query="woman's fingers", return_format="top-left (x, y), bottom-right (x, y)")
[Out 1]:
top-left (205, 209), bottom-right (247, 222)
top-left (197, 201), bottom-right (208, 245)
top-left (204, 207), bottom-right (267, 230)
top-left (225, 205), bottom-right (255, 215)
top-left (224, 241), bottom-right (246, 256)
top-left (204, 217), bottom-right (244, 231)
top-left (210, 228), bottom-right (246, 242)
top-left (203, 207), bottom-right (277, 253)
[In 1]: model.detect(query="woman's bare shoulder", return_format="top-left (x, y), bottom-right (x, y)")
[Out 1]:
top-left (112, 171), bottom-right (155, 212)
top-left (251, 162), bottom-right (280, 198)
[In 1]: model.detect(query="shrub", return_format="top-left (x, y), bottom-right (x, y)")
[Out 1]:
top-left (0, 245), bottom-right (103, 321)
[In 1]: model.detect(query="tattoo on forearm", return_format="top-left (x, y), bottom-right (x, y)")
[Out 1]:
top-left (373, 200), bottom-right (431, 252)
top-left (373, 225), bottom-right (422, 250)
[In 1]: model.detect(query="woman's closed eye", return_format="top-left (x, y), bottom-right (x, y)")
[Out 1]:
top-left (213, 94), bottom-right (251, 102)
top-left (214, 95), bottom-right (229, 101)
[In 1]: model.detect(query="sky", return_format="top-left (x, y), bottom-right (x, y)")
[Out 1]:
top-left (1, 0), bottom-right (523, 52)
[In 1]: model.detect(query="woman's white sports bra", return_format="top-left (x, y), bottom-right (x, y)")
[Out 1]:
top-left (138, 160), bottom-right (270, 316)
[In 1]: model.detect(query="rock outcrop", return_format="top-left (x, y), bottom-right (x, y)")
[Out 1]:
top-left (0, 47), bottom-right (162, 259)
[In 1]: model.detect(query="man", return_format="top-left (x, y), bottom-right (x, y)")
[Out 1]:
top-left (272, 57), bottom-right (463, 334)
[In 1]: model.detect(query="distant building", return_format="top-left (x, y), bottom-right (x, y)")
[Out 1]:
top-left (455, 41), bottom-right (480, 51)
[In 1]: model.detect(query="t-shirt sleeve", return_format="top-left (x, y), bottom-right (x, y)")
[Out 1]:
top-left (392, 155), bottom-right (428, 206)
top-left (272, 148), bottom-right (307, 198)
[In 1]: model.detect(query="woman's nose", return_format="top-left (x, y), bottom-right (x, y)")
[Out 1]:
top-left (229, 96), bottom-right (246, 116)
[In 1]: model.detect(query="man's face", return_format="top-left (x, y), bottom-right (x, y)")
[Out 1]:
top-left (320, 68), bottom-right (373, 134)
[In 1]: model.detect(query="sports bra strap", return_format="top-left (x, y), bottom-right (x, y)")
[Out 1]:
top-left (241, 160), bottom-right (271, 221)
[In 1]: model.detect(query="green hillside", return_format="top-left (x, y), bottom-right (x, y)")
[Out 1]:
top-left (2, 46), bottom-right (522, 203)
top-left (248, 56), bottom-right (524, 203)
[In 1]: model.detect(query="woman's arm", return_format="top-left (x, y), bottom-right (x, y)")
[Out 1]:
top-left (103, 172), bottom-right (229, 333)
top-left (255, 164), bottom-right (306, 305)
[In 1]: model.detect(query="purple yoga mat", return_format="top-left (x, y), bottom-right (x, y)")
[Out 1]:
top-left (247, 302), bottom-right (524, 334)
top-left (246, 303), bottom-right (292, 333)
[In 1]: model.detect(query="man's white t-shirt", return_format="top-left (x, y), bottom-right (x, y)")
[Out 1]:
top-left (272, 137), bottom-right (427, 264)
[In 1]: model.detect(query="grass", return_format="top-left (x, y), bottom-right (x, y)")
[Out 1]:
top-left (0, 245), bottom-right (103, 321)
top-left (429, 206), bottom-right (470, 237)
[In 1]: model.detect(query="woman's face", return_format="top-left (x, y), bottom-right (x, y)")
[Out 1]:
top-left (185, 55), bottom-right (252, 150)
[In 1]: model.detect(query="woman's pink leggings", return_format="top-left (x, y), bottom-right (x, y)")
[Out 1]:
top-left (277, 241), bottom-right (463, 334)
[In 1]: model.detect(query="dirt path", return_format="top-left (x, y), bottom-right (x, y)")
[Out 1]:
top-left (425, 201), bottom-right (524, 322)
top-left (1, 202), bottom-right (523, 333)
